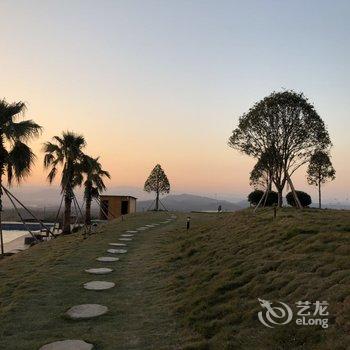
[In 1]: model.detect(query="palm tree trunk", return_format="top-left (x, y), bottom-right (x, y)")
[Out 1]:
top-left (0, 135), bottom-right (5, 256)
top-left (0, 174), bottom-right (4, 257)
top-left (63, 186), bottom-right (72, 234)
top-left (85, 192), bottom-right (92, 226)
top-left (155, 191), bottom-right (159, 211)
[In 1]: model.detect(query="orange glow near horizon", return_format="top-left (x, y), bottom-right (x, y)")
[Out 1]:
top-left (1, 1), bottom-right (349, 203)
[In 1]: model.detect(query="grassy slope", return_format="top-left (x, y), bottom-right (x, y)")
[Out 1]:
top-left (0, 212), bottom-right (187, 350)
top-left (163, 208), bottom-right (350, 350)
top-left (0, 209), bottom-right (349, 349)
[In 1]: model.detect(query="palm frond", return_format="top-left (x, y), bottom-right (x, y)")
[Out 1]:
top-left (3, 120), bottom-right (42, 142)
top-left (47, 166), bottom-right (57, 184)
top-left (0, 99), bottom-right (26, 125)
top-left (7, 141), bottom-right (36, 184)
top-left (43, 131), bottom-right (87, 193)
top-left (91, 187), bottom-right (100, 198)
top-left (80, 155), bottom-right (110, 195)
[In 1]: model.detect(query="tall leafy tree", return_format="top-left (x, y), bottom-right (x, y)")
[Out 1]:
top-left (43, 131), bottom-right (86, 234)
top-left (307, 150), bottom-right (335, 209)
top-left (0, 99), bottom-right (42, 254)
top-left (249, 148), bottom-right (275, 190)
top-left (228, 90), bottom-right (332, 207)
top-left (144, 164), bottom-right (170, 210)
top-left (81, 155), bottom-right (110, 225)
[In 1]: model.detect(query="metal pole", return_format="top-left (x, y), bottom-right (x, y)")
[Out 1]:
top-left (2, 186), bottom-right (56, 237)
top-left (3, 188), bottom-right (39, 242)
top-left (254, 186), bottom-right (269, 213)
top-left (286, 172), bottom-right (302, 209)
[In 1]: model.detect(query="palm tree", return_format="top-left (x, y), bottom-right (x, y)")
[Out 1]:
top-left (0, 99), bottom-right (42, 255)
top-left (43, 131), bottom-right (86, 234)
top-left (81, 156), bottom-right (110, 226)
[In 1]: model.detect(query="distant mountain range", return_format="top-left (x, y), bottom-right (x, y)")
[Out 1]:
top-left (1, 186), bottom-right (348, 212)
top-left (137, 193), bottom-right (243, 212)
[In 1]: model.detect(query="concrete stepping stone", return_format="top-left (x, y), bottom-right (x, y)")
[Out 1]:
top-left (137, 227), bottom-right (148, 231)
top-left (39, 339), bottom-right (93, 350)
top-left (96, 256), bottom-right (119, 262)
top-left (119, 238), bottom-right (132, 241)
top-left (145, 224), bottom-right (155, 227)
top-left (107, 248), bottom-right (127, 254)
top-left (66, 304), bottom-right (108, 319)
top-left (83, 281), bottom-right (115, 290)
top-left (126, 230), bottom-right (138, 233)
top-left (85, 268), bottom-right (113, 275)
top-left (121, 234), bottom-right (134, 237)
top-left (109, 243), bottom-right (126, 246)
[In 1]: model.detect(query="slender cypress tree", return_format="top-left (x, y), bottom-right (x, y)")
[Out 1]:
top-left (307, 150), bottom-right (335, 209)
top-left (144, 164), bottom-right (170, 210)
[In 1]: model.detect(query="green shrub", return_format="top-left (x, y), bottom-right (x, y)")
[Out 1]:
top-left (248, 190), bottom-right (278, 206)
top-left (286, 191), bottom-right (312, 207)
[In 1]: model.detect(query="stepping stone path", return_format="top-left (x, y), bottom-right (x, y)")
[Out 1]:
top-left (83, 281), bottom-right (115, 291)
top-left (39, 339), bottom-right (94, 350)
top-left (66, 304), bottom-right (108, 319)
top-left (60, 220), bottom-right (165, 348)
top-left (96, 256), bottom-right (119, 262)
top-left (85, 268), bottom-right (113, 275)
top-left (107, 248), bottom-right (127, 254)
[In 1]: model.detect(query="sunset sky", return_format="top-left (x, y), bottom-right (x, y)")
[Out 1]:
top-left (1, 0), bottom-right (349, 203)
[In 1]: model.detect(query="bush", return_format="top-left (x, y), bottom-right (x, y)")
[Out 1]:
top-left (286, 191), bottom-right (312, 207)
top-left (248, 190), bottom-right (278, 206)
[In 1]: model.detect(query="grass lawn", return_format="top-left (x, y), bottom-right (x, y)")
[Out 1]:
top-left (0, 208), bottom-right (349, 349)
top-left (0, 212), bottom-right (188, 350)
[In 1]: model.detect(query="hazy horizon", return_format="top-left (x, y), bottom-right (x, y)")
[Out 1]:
top-left (1, 0), bottom-right (349, 204)
top-left (3, 184), bottom-right (349, 209)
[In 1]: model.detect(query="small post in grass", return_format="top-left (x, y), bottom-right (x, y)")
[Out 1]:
top-left (186, 216), bottom-right (191, 231)
top-left (273, 205), bottom-right (277, 219)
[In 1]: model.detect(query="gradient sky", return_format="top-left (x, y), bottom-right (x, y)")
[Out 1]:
top-left (1, 0), bottom-right (349, 203)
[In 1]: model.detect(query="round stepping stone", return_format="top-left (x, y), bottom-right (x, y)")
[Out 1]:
top-left (109, 243), bottom-right (126, 246)
top-left (137, 227), bottom-right (148, 231)
top-left (121, 234), bottom-right (133, 237)
top-left (39, 339), bottom-right (93, 350)
top-left (85, 268), bottom-right (113, 275)
top-left (107, 248), bottom-right (127, 254)
top-left (66, 304), bottom-right (108, 319)
top-left (145, 224), bottom-right (155, 227)
top-left (83, 281), bottom-right (115, 290)
top-left (126, 230), bottom-right (138, 233)
top-left (119, 238), bottom-right (132, 241)
top-left (96, 256), bottom-right (119, 262)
